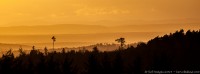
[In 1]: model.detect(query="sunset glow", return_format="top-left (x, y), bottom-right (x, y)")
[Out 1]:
top-left (0, 0), bottom-right (200, 48)
top-left (0, 0), bottom-right (200, 27)
top-left (0, 1), bottom-right (200, 73)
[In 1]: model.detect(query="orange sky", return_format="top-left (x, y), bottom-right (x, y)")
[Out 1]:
top-left (0, 0), bottom-right (200, 49)
top-left (0, 0), bottom-right (200, 26)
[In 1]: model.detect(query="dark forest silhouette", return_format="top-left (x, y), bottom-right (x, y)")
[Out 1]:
top-left (0, 29), bottom-right (200, 74)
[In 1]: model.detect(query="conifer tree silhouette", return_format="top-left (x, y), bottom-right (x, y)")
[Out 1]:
top-left (52, 36), bottom-right (56, 51)
top-left (19, 47), bottom-right (26, 56)
top-left (44, 47), bottom-right (48, 56)
top-left (115, 37), bottom-right (125, 49)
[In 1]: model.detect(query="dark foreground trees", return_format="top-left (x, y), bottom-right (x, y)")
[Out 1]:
top-left (0, 29), bottom-right (200, 74)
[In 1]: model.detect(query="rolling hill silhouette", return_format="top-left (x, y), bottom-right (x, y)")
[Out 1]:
top-left (0, 29), bottom-right (199, 74)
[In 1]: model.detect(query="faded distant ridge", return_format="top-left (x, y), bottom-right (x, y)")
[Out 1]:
top-left (0, 43), bottom-right (32, 51)
top-left (0, 24), bottom-right (199, 35)
top-left (0, 32), bottom-right (166, 45)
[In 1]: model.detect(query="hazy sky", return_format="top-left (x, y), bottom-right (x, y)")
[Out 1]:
top-left (0, 0), bottom-right (200, 26)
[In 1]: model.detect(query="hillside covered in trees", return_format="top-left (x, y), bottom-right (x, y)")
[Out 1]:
top-left (0, 29), bottom-right (200, 74)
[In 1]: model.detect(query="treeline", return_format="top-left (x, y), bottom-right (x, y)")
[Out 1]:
top-left (0, 29), bottom-right (200, 74)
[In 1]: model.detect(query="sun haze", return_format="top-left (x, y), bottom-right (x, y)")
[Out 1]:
top-left (0, 0), bottom-right (200, 27)
top-left (0, 0), bottom-right (200, 48)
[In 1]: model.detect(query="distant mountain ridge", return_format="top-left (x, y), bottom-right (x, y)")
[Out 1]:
top-left (0, 43), bottom-right (32, 51)
top-left (0, 32), bottom-right (166, 45)
top-left (0, 24), bottom-right (199, 35)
